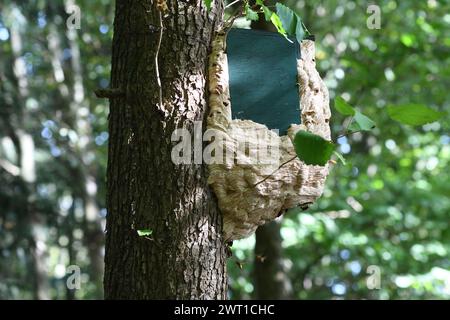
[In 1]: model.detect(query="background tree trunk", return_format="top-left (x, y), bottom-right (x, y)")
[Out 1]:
top-left (104, 0), bottom-right (227, 299)
top-left (253, 220), bottom-right (293, 299)
top-left (10, 17), bottom-right (50, 300)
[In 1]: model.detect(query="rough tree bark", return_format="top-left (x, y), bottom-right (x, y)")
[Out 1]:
top-left (103, 0), bottom-right (228, 299)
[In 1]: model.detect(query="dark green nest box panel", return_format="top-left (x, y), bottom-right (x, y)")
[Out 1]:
top-left (227, 28), bottom-right (300, 135)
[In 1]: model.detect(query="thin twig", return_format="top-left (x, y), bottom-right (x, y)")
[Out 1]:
top-left (302, 21), bottom-right (311, 36)
top-left (253, 155), bottom-right (297, 187)
top-left (155, 11), bottom-right (163, 107)
top-left (336, 115), bottom-right (353, 140)
top-left (225, 0), bottom-right (241, 9)
top-left (224, 2), bottom-right (245, 29)
top-left (334, 85), bottom-right (366, 140)
top-left (336, 129), bottom-right (364, 141)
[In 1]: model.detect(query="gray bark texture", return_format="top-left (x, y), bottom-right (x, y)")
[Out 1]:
top-left (104, 0), bottom-right (228, 299)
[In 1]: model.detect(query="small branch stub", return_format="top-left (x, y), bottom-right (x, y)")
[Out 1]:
top-left (94, 88), bottom-right (125, 99)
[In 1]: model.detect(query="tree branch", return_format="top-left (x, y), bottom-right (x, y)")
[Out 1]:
top-left (94, 88), bottom-right (125, 99)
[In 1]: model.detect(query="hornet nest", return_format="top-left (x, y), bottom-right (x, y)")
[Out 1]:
top-left (206, 29), bottom-right (332, 241)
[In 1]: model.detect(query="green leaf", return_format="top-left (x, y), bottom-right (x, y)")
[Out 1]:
top-left (245, 4), bottom-right (259, 21)
top-left (333, 151), bottom-right (347, 165)
top-left (400, 33), bottom-right (417, 47)
top-left (204, 0), bottom-right (212, 10)
top-left (349, 111), bottom-right (376, 132)
top-left (255, 1), bottom-right (274, 21)
top-left (262, 6), bottom-right (273, 21)
top-left (276, 3), bottom-right (297, 35)
top-left (137, 229), bottom-right (153, 237)
top-left (275, 3), bottom-right (305, 43)
top-left (270, 13), bottom-right (293, 43)
top-left (334, 96), bottom-right (356, 116)
top-left (295, 17), bottom-right (305, 43)
top-left (293, 130), bottom-right (335, 166)
top-left (387, 104), bottom-right (444, 126)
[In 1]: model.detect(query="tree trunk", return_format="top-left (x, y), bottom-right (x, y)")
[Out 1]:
top-left (104, 0), bottom-right (227, 299)
top-left (253, 220), bottom-right (293, 299)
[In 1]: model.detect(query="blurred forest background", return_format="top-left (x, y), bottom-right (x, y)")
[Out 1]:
top-left (0, 0), bottom-right (449, 299)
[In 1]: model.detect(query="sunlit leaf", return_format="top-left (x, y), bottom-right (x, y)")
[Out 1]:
top-left (137, 229), bottom-right (153, 237)
top-left (270, 13), bottom-right (293, 43)
top-left (400, 33), bottom-right (417, 47)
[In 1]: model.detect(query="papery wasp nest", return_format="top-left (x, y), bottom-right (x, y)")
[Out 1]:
top-left (206, 29), bottom-right (331, 241)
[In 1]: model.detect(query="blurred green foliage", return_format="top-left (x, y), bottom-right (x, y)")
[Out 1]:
top-left (0, 0), bottom-right (449, 299)
top-left (229, 0), bottom-right (449, 300)
top-left (0, 0), bottom-right (114, 299)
